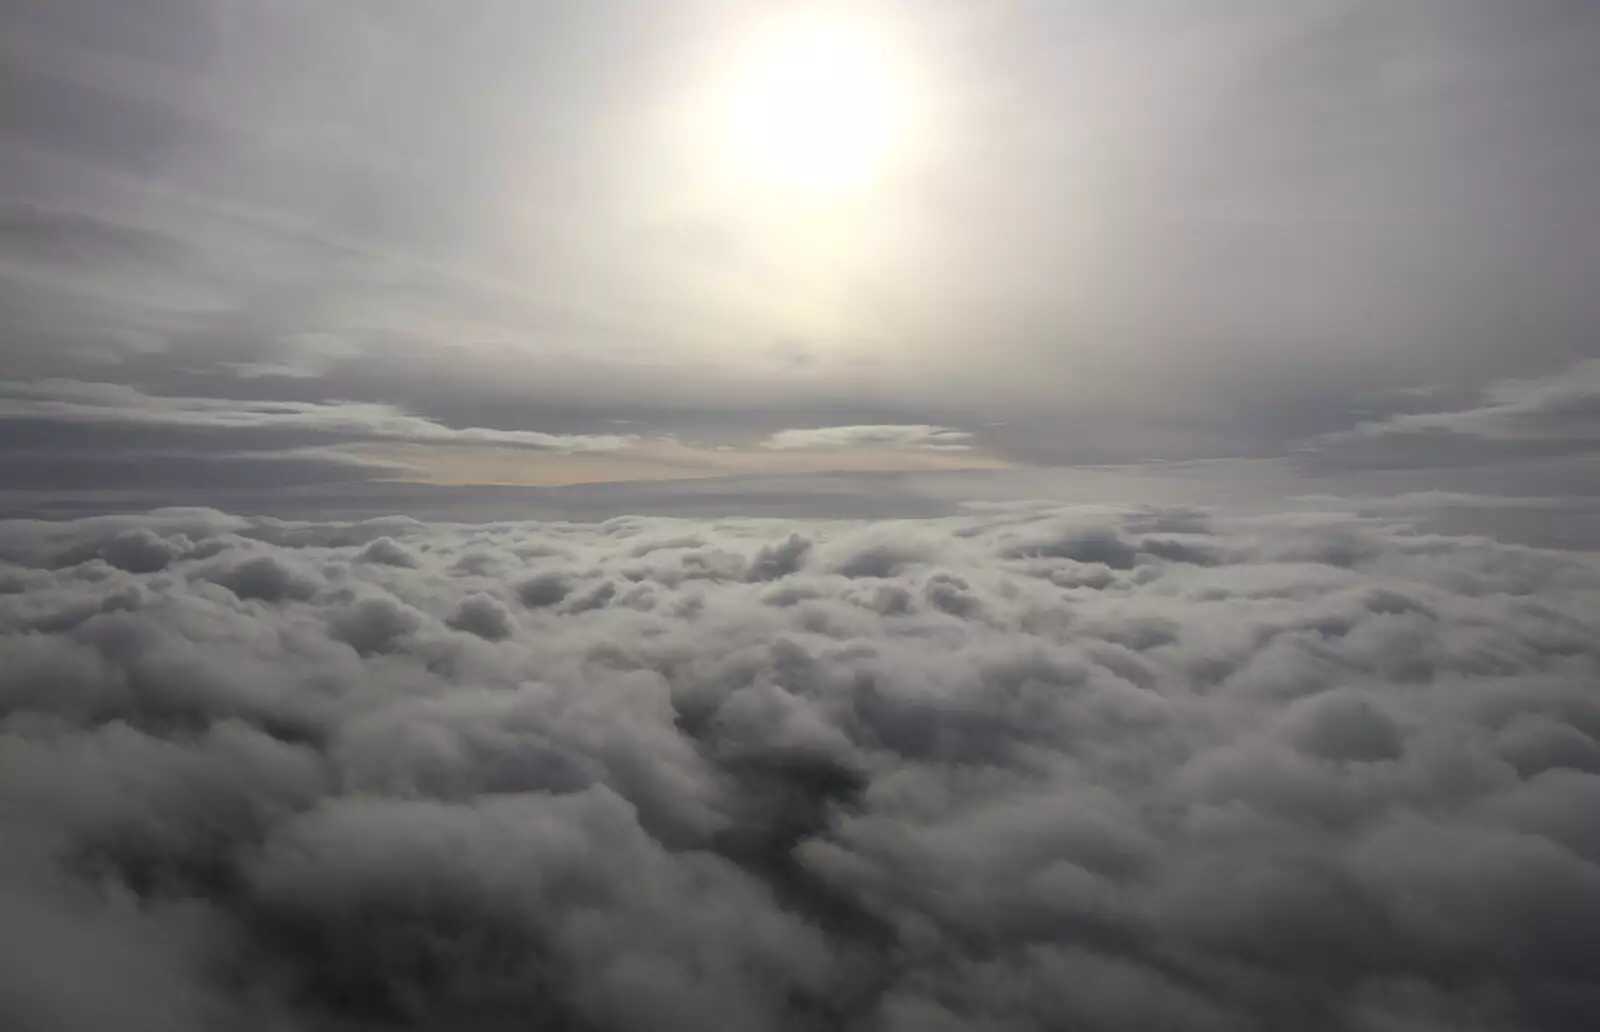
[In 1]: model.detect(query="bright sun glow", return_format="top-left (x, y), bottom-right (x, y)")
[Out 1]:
top-left (720, 22), bottom-right (908, 195)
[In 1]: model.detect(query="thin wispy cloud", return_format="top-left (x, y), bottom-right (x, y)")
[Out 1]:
top-left (0, 380), bottom-right (638, 452)
top-left (1337, 358), bottom-right (1600, 445)
top-left (761, 424), bottom-right (973, 451)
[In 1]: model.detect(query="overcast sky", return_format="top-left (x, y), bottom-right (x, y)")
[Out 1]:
top-left (3, 0), bottom-right (1599, 509)
top-left (8, 8), bottom-right (1600, 1029)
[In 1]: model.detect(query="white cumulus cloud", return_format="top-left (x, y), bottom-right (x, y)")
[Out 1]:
top-left (1, 504), bottom-right (1598, 1030)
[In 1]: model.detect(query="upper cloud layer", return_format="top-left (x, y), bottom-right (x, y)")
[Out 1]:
top-left (762, 425), bottom-right (974, 451)
top-left (5, 0), bottom-right (1600, 491)
top-left (0, 379), bottom-right (638, 452)
top-left (3, 503), bottom-right (1599, 1030)
top-left (1337, 358), bottom-right (1600, 447)
top-left (1303, 359), bottom-right (1600, 485)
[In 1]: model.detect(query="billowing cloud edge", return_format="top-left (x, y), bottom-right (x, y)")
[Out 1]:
top-left (2, 503), bottom-right (1599, 1031)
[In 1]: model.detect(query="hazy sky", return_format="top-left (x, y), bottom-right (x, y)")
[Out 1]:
top-left (8, 9), bottom-right (1600, 1028)
top-left (3, 0), bottom-right (1599, 502)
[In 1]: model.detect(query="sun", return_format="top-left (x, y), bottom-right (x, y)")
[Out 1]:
top-left (719, 20), bottom-right (909, 195)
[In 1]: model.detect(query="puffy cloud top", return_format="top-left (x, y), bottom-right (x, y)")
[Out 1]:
top-left (2, 504), bottom-right (1599, 1031)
